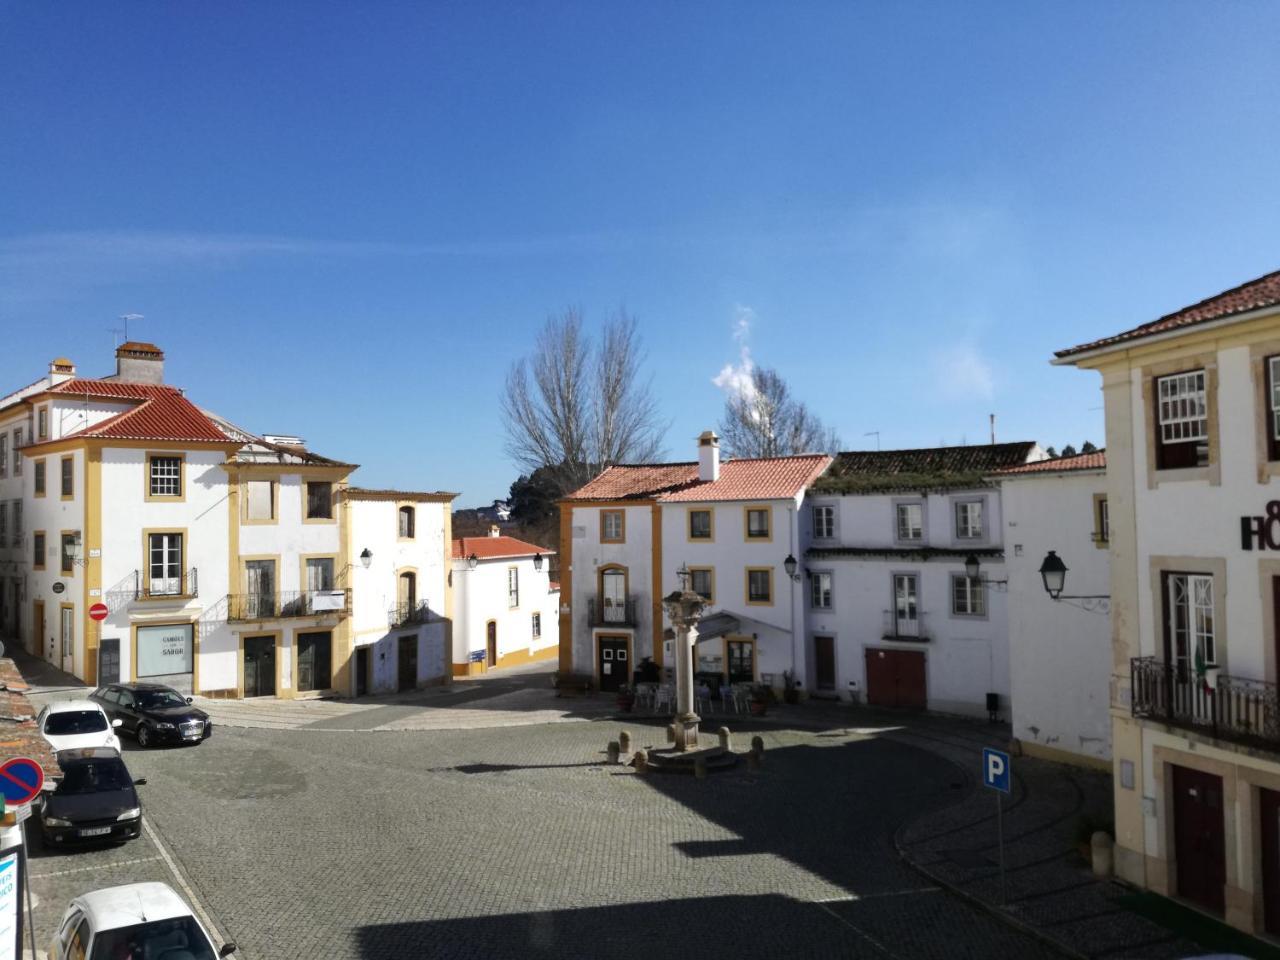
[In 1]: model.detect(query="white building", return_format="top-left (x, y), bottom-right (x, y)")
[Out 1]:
top-left (996, 450), bottom-right (1111, 769)
top-left (451, 529), bottom-right (559, 675)
top-left (1057, 270), bottom-right (1280, 936)
top-left (558, 431), bottom-right (831, 692)
top-left (801, 443), bottom-right (1041, 717)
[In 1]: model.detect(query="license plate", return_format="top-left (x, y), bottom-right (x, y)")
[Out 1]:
top-left (79, 826), bottom-right (112, 837)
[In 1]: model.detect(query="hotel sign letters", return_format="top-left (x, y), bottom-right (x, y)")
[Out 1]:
top-left (1242, 501), bottom-right (1280, 550)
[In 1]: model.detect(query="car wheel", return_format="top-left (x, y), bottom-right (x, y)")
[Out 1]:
top-left (137, 724), bottom-right (151, 748)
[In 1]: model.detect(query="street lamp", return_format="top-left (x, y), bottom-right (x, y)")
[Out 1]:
top-left (1038, 551), bottom-right (1067, 599)
top-left (964, 553), bottom-right (1007, 587)
top-left (467, 553), bottom-right (479, 571)
top-left (533, 553), bottom-right (544, 572)
top-left (676, 562), bottom-right (691, 591)
top-left (359, 548), bottom-right (373, 570)
top-left (783, 554), bottom-right (799, 581)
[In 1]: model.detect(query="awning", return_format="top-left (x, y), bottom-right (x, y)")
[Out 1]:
top-left (663, 612), bottom-right (741, 644)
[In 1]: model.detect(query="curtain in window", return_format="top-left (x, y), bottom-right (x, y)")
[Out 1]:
top-left (246, 559), bottom-right (275, 617)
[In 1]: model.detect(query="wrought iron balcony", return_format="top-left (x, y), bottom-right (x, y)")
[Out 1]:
top-left (1131, 656), bottom-right (1279, 752)
top-left (134, 568), bottom-right (198, 600)
top-left (881, 610), bottom-right (931, 642)
top-left (389, 600), bottom-right (432, 628)
top-left (227, 589), bottom-right (351, 622)
top-left (588, 596), bottom-right (639, 628)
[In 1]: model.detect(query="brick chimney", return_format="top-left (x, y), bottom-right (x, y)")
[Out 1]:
top-left (488, 524), bottom-right (501, 538)
top-left (698, 429), bottom-right (720, 482)
top-left (115, 342), bottom-right (165, 384)
top-left (48, 357), bottom-right (76, 386)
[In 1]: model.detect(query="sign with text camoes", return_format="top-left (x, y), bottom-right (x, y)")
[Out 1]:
top-left (136, 623), bottom-right (194, 677)
top-left (1243, 501), bottom-right (1280, 550)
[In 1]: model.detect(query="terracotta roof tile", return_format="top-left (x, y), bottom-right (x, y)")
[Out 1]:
top-left (994, 450), bottom-right (1106, 475)
top-left (564, 454), bottom-right (832, 503)
top-left (452, 536), bottom-right (554, 560)
top-left (1057, 269), bottom-right (1280, 359)
top-left (44, 379), bottom-right (231, 444)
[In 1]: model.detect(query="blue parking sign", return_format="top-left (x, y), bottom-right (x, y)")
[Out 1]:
top-left (982, 747), bottom-right (1011, 794)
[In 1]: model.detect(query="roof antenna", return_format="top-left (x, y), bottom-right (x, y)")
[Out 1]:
top-left (116, 314), bottom-right (144, 345)
top-left (863, 431), bottom-right (880, 451)
top-left (989, 413), bottom-right (996, 446)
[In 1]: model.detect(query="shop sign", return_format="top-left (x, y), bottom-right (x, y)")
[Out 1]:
top-left (1242, 501), bottom-right (1280, 550)
top-left (136, 623), bottom-right (194, 677)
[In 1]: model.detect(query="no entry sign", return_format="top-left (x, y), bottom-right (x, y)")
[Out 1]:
top-left (88, 603), bottom-right (109, 622)
top-left (0, 759), bottom-right (43, 806)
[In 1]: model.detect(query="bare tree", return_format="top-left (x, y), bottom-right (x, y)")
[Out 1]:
top-left (718, 367), bottom-right (839, 458)
top-left (502, 308), bottom-right (667, 491)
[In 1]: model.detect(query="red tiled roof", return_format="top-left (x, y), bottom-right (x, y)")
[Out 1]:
top-left (1057, 269), bottom-right (1280, 359)
top-left (564, 454), bottom-right (832, 503)
top-left (452, 536), bottom-right (555, 560)
top-left (44, 379), bottom-right (232, 444)
top-left (994, 450), bottom-right (1106, 475)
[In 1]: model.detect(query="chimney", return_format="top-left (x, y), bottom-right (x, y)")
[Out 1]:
top-left (488, 524), bottom-right (501, 538)
top-left (115, 342), bottom-right (165, 384)
top-left (48, 357), bottom-right (76, 386)
top-left (697, 429), bottom-right (720, 482)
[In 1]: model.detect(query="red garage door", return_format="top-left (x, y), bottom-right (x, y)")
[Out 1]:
top-left (864, 648), bottom-right (926, 709)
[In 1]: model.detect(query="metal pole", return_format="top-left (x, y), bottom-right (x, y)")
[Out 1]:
top-left (23, 832), bottom-right (36, 960)
top-left (996, 790), bottom-right (1006, 906)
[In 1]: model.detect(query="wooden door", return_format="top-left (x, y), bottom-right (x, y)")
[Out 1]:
top-left (1172, 765), bottom-right (1226, 914)
top-left (486, 621), bottom-right (497, 667)
top-left (597, 636), bottom-right (628, 692)
top-left (33, 599), bottom-right (44, 658)
top-left (398, 636), bottom-right (417, 692)
top-left (298, 632), bottom-right (332, 692)
top-left (1262, 787), bottom-right (1280, 935)
top-left (355, 646), bottom-right (370, 697)
top-left (727, 640), bottom-right (754, 685)
top-left (864, 649), bottom-right (926, 709)
top-left (243, 636), bottom-right (275, 698)
top-left (814, 636), bottom-right (836, 690)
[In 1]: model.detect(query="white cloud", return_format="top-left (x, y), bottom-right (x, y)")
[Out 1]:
top-left (711, 305), bottom-right (759, 411)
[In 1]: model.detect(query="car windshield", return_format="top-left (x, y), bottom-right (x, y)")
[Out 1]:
top-left (89, 916), bottom-right (216, 960)
top-left (56, 759), bottom-right (132, 795)
top-left (138, 691), bottom-right (187, 710)
top-left (44, 710), bottom-right (107, 736)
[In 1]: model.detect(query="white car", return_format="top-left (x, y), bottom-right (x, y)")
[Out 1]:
top-left (37, 699), bottom-right (122, 753)
top-left (48, 881), bottom-right (236, 959)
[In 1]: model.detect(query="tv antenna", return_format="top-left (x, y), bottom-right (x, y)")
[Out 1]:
top-left (112, 314), bottom-right (145, 346)
top-left (863, 430), bottom-right (881, 451)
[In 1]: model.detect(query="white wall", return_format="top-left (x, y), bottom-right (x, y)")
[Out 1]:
top-left (1002, 470), bottom-right (1111, 763)
top-left (566, 504), bottom-right (655, 671)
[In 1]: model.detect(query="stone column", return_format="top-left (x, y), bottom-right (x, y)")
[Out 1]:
top-left (663, 580), bottom-right (707, 753)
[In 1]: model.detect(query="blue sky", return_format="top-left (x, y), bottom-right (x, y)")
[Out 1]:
top-left (4, 2), bottom-right (1279, 505)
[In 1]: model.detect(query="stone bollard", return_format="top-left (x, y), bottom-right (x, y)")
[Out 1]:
top-left (667, 724), bottom-right (677, 744)
top-left (633, 749), bottom-right (648, 773)
top-left (751, 735), bottom-right (764, 755)
top-left (718, 727), bottom-right (731, 750)
top-left (694, 755), bottom-right (707, 779)
top-left (746, 750), bottom-right (760, 771)
top-left (607, 741), bottom-right (620, 764)
top-left (619, 730), bottom-right (632, 754)
top-left (1090, 831), bottom-right (1114, 878)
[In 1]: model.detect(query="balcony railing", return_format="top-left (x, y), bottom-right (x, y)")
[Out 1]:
top-left (135, 568), bottom-right (198, 600)
top-left (389, 600), bottom-right (432, 629)
top-left (881, 610), bottom-right (931, 642)
top-left (588, 596), bottom-right (639, 628)
top-left (227, 589), bottom-right (351, 622)
top-left (1131, 656), bottom-right (1280, 751)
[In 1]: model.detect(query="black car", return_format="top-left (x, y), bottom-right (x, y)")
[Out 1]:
top-left (40, 747), bottom-right (145, 845)
top-left (90, 683), bottom-right (213, 748)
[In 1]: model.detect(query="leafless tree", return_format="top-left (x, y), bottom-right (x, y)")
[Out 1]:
top-left (502, 308), bottom-right (667, 491)
top-left (718, 366), bottom-right (839, 458)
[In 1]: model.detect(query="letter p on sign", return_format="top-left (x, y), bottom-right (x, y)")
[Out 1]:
top-left (983, 747), bottom-right (1011, 794)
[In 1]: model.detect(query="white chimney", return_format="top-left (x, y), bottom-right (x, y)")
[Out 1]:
top-left (48, 357), bottom-right (76, 386)
top-left (697, 430), bottom-right (720, 482)
top-left (489, 524), bottom-right (501, 538)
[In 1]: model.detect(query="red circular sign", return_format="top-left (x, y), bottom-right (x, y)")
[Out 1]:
top-left (88, 603), bottom-right (109, 622)
top-left (0, 757), bottom-right (45, 805)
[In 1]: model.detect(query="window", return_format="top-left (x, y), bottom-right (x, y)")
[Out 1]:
top-left (61, 533), bottom-right (79, 575)
top-left (0, 504), bottom-right (6, 545)
top-left (601, 510), bottom-right (624, 543)
top-left (531, 612), bottom-right (541, 639)
top-left (746, 567), bottom-right (772, 604)
top-left (745, 507), bottom-right (770, 540)
top-left (810, 571), bottom-right (833, 609)
top-left (60, 605), bottom-right (74, 658)
top-left (812, 504), bottom-right (835, 539)
top-left (1165, 572), bottom-right (1216, 676)
top-left (33, 531), bottom-right (45, 570)
top-left (896, 502), bottom-right (923, 541)
top-left (398, 505), bottom-right (415, 539)
top-left (508, 567), bottom-right (519, 608)
top-left (148, 455), bottom-right (182, 498)
top-left (954, 499), bottom-right (983, 539)
top-left (689, 567), bottom-right (714, 602)
top-left (11, 501), bottom-right (21, 546)
top-left (33, 459), bottom-right (45, 497)
top-left (12, 428), bottom-right (20, 475)
top-left (306, 481), bottom-right (333, 520)
top-left (60, 456), bottom-right (73, 498)
top-left (37, 407), bottom-right (47, 440)
top-left (1094, 495), bottom-right (1110, 545)
top-left (147, 532), bottom-right (184, 596)
top-left (688, 509), bottom-right (713, 541)
top-left (305, 557), bottom-right (334, 592)
top-left (245, 559), bottom-right (276, 618)
top-left (893, 574), bottom-right (918, 635)
top-left (951, 575), bottom-right (986, 616)
top-left (245, 480), bottom-right (275, 520)
top-left (1155, 370), bottom-right (1209, 469)
top-left (1268, 356), bottom-right (1280, 461)
top-left (0, 433), bottom-right (7, 478)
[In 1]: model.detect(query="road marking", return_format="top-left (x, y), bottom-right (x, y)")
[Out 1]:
top-left (31, 856), bottom-right (162, 879)
top-left (142, 819), bottom-right (229, 947)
